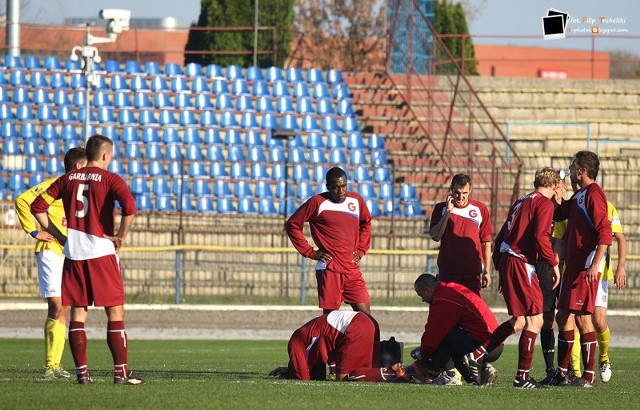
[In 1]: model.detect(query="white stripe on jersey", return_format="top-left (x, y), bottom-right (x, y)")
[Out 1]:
top-left (449, 203), bottom-right (484, 227)
top-left (64, 227), bottom-right (116, 260)
top-left (317, 197), bottom-right (360, 219)
top-left (326, 310), bottom-right (359, 334)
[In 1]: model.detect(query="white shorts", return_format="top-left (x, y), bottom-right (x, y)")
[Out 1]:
top-left (37, 250), bottom-right (65, 298)
top-left (595, 279), bottom-right (609, 308)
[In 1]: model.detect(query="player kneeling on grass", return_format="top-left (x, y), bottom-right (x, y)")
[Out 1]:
top-left (269, 311), bottom-right (407, 382)
top-left (405, 274), bottom-right (503, 386)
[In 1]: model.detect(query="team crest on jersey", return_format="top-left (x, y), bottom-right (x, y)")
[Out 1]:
top-left (469, 209), bottom-right (478, 218)
top-left (348, 202), bottom-right (356, 212)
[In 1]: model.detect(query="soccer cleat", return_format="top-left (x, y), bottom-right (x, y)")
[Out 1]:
top-left (513, 377), bottom-right (547, 389)
top-left (570, 377), bottom-right (596, 388)
top-left (599, 361), bottom-right (612, 383)
top-left (77, 375), bottom-right (94, 385)
top-left (114, 370), bottom-right (146, 385)
top-left (480, 363), bottom-right (497, 387)
top-left (428, 370), bottom-right (462, 386)
top-left (404, 363), bottom-right (433, 383)
top-left (540, 369), bottom-right (570, 386)
top-left (463, 353), bottom-right (482, 385)
top-left (41, 367), bottom-right (55, 381)
top-left (53, 366), bottom-right (71, 379)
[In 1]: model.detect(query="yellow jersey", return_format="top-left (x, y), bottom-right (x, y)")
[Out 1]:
top-left (552, 201), bottom-right (622, 281)
top-left (14, 177), bottom-right (67, 257)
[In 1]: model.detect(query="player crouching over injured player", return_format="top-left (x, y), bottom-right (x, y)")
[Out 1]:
top-left (405, 273), bottom-right (503, 386)
top-left (269, 311), bottom-right (408, 382)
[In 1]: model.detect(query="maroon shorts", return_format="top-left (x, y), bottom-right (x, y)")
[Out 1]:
top-left (61, 254), bottom-right (125, 307)
top-left (558, 267), bottom-right (600, 314)
top-left (334, 313), bottom-right (380, 374)
top-left (316, 269), bottom-right (370, 310)
top-left (498, 255), bottom-right (543, 317)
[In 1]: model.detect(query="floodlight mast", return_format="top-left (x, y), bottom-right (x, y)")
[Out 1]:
top-left (69, 9), bottom-right (131, 141)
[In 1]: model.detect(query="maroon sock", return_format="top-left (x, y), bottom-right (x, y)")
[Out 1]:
top-left (107, 321), bottom-right (129, 378)
top-left (481, 321), bottom-right (515, 359)
top-left (515, 330), bottom-right (537, 382)
top-left (581, 331), bottom-right (598, 383)
top-left (557, 330), bottom-right (574, 375)
top-left (69, 321), bottom-right (89, 376)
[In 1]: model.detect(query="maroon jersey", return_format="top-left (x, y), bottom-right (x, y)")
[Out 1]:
top-left (32, 166), bottom-right (136, 260)
top-left (554, 184), bottom-right (612, 271)
top-left (420, 282), bottom-right (499, 359)
top-left (430, 199), bottom-right (493, 281)
top-left (286, 192), bottom-right (371, 275)
top-left (494, 192), bottom-right (556, 267)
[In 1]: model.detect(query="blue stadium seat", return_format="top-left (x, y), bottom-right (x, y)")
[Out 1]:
top-left (172, 76), bottom-right (189, 93)
top-left (308, 148), bottom-right (326, 164)
top-left (236, 94), bottom-right (254, 111)
top-left (242, 65), bottom-right (262, 81)
top-left (179, 110), bottom-right (197, 126)
top-left (37, 104), bottom-right (57, 122)
top-left (220, 110), bottom-right (239, 128)
top-left (145, 143), bottom-right (163, 160)
top-left (292, 81), bottom-right (310, 98)
top-left (399, 184), bottom-right (417, 200)
top-left (189, 161), bottom-right (207, 177)
top-left (327, 69), bottom-right (344, 85)
top-left (347, 133), bottom-right (365, 149)
top-left (125, 60), bottom-right (142, 74)
top-left (12, 87), bottom-right (30, 103)
top-left (144, 61), bottom-right (162, 75)
top-left (22, 124), bottom-right (38, 141)
top-left (306, 68), bottom-right (324, 83)
top-left (172, 179), bottom-right (191, 195)
top-left (141, 108), bottom-right (161, 125)
top-left (383, 199), bottom-right (402, 217)
top-left (353, 166), bottom-right (371, 182)
top-left (204, 129), bottom-right (222, 145)
top-left (192, 178), bottom-right (211, 196)
top-left (59, 124), bottom-right (76, 141)
top-left (135, 194), bottom-right (153, 211)
top-left (312, 83), bottom-right (330, 99)
top-left (8, 174), bottom-right (26, 191)
top-left (279, 199), bottom-right (297, 216)
top-left (336, 99), bottom-right (354, 116)
top-left (1, 122), bottom-right (17, 138)
top-left (378, 183), bottom-right (394, 200)
top-left (329, 149), bottom-right (347, 164)
top-left (296, 181), bottom-right (315, 200)
top-left (258, 198), bottom-right (278, 216)
top-left (166, 143), bottom-right (183, 160)
top-left (191, 76), bottom-right (209, 93)
top-left (231, 78), bottom-right (249, 95)
top-left (269, 146), bottom-right (286, 163)
top-left (312, 165), bottom-right (326, 182)
top-left (65, 57), bottom-right (81, 71)
top-left (0, 87), bottom-right (7, 103)
top-left (4, 55), bottom-right (22, 68)
top-left (195, 94), bottom-right (213, 109)
top-left (97, 106), bottom-right (116, 124)
top-left (276, 96), bottom-right (294, 114)
top-left (230, 162), bottom-right (248, 179)
top-left (30, 71), bottom-right (47, 87)
top-left (121, 126), bottom-right (140, 142)
top-left (10, 69), bottom-right (28, 86)
top-left (261, 112), bottom-right (278, 130)
top-left (365, 198), bottom-right (381, 217)
top-left (150, 75), bottom-right (169, 91)
top-left (333, 83), bottom-right (352, 100)
top-left (296, 97), bottom-right (314, 114)
top-left (256, 96), bottom-right (274, 113)
top-left (370, 151), bottom-right (388, 166)
top-left (342, 117), bottom-right (360, 133)
top-left (119, 108), bottom-right (137, 125)
top-left (186, 144), bottom-right (203, 161)
top-left (184, 128), bottom-right (202, 144)
top-left (131, 74), bottom-right (149, 91)
top-left (167, 161), bottom-right (183, 177)
top-left (275, 181), bottom-right (295, 198)
top-left (301, 115), bottom-right (320, 132)
top-left (127, 159), bottom-right (145, 176)
top-left (250, 162), bottom-right (269, 180)
top-left (304, 132), bottom-right (323, 149)
top-left (217, 197), bottom-right (236, 214)
top-left (148, 161), bottom-right (166, 177)
top-left (226, 65), bottom-right (244, 80)
top-left (212, 78), bottom-right (229, 94)
top-left (200, 110), bottom-right (217, 127)
top-left (2, 138), bottom-right (20, 154)
top-left (281, 114), bottom-right (299, 131)
top-left (0, 103), bottom-right (13, 120)
top-left (252, 80), bottom-right (270, 97)
top-left (77, 106), bottom-right (97, 123)
top-left (49, 72), bottom-right (68, 89)
top-left (133, 92), bottom-right (151, 108)
top-left (206, 146), bottom-right (225, 162)
top-left (185, 62), bottom-right (203, 77)
top-left (266, 66), bottom-right (284, 82)
top-left (93, 90), bottom-right (112, 107)
top-left (29, 174), bottom-right (45, 187)
top-left (56, 104), bottom-right (75, 122)
top-left (315, 98), bottom-right (334, 115)
top-left (255, 181), bottom-right (274, 198)
top-left (101, 125), bottom-right (119, 142)
top-left (52, 89), bottom-right (71, 106)
top-left (238, 197), bottom-right (257, 214)
top-left (288, 147), bottom-right (306, 163)
top-left (241, 112), bottom-right (259, 129)
top-left (350, 149), bottom-right (368, 165)
top-left (142, 126), bottom-right (161, 143)
top-left (197, 197), bottom-right (215, 213)
top-left (321, 116), bottom-right (340, 132)
top-left (105, 59), bottom-right (122, 73)
top-left (16, 103), bottom-right (34, 121)
top-left (154, 92), bottom-right (172, 109)
top-left (272, 80), bottom-right (289, 97)
top-left (44, 56), bottom-right (62, 71)
top-left (227, 146), bottom-right (245, 162)
top-left (45, 157), bottom-right (63, 174)
top-left (152, 177), bottom-right (170, 194)
top-left (210, 161), bottom-right (228, 178)
top-left (216, 93), bottom-right (233, 110)
top-left (213, 180), bottom-right (232, 197)
top-left (404, 199), bottom-right (423, 217)
top-left (373, 166), bottom-right (391, 183)
top-left (286, 67), bottom-right (303, 82)
top-left (245, 130), bottom-right (264, 146)
top-left (156, 194), bottom-right (175, 212)
top-left (110, 74), bottom-right (129, 91)
top-left (165, 63), bottom-right (183, 76)
top-left (234, 180), bottom-right (252, 197)
top-left (247, 146), bottom-right (266, 162)
top-left (292, 164), bottom-right (310, 181)
top-left (206, 64), bottom-right (224, 79)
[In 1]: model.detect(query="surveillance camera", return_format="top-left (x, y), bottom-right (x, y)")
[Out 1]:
top-left (99, 8), bottom-right (131, 35)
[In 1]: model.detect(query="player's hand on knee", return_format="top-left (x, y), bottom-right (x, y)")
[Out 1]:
top-left (269, 366), bottom-right (290, 378)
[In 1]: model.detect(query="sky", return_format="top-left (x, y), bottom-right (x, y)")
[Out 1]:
top-left (14, 0), bottom-right (640, 55)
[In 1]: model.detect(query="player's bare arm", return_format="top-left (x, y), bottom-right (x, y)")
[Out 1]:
top-left (481, 241), bottom-right (492, 288)
top-left (107, 214), bottom-right (135, 253)
top-left (351, 252), bottom-right (361, 264)
top-left (613, 232), bottom-right (627, 289)
top-left (585, 244), bottom-right (608, 282)
top-left (32, 211), bottom-right (67, 246)
top-left (551, 264), bottom-right (561, 289)
top-left (429, 195), bottom-right (453, 241)
top-left (311, 249), bottom-right (332, 263)
top-left (268, 366), bottom-right (290, 378)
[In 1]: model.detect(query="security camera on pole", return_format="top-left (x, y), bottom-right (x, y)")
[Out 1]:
top-left (70, 9), bottom-right (131, 141)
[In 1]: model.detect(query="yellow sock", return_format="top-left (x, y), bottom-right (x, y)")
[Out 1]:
top-left (597, 326), bottom-right (610, 363)
top-left (52, 321), bottom-right (67, 368)
top-left (570, 330), bottom-right (582, 378)
top-left (44, 318), bottom-right (57, 368)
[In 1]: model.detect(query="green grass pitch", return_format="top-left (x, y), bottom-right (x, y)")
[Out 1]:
top-left (1, 339), bottom-right (638, 409)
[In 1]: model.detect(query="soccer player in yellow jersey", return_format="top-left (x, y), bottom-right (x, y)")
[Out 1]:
top-left (554, 200), bottom-right (627, 383)
top-left (14, 148), bottom-right (87, 380)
